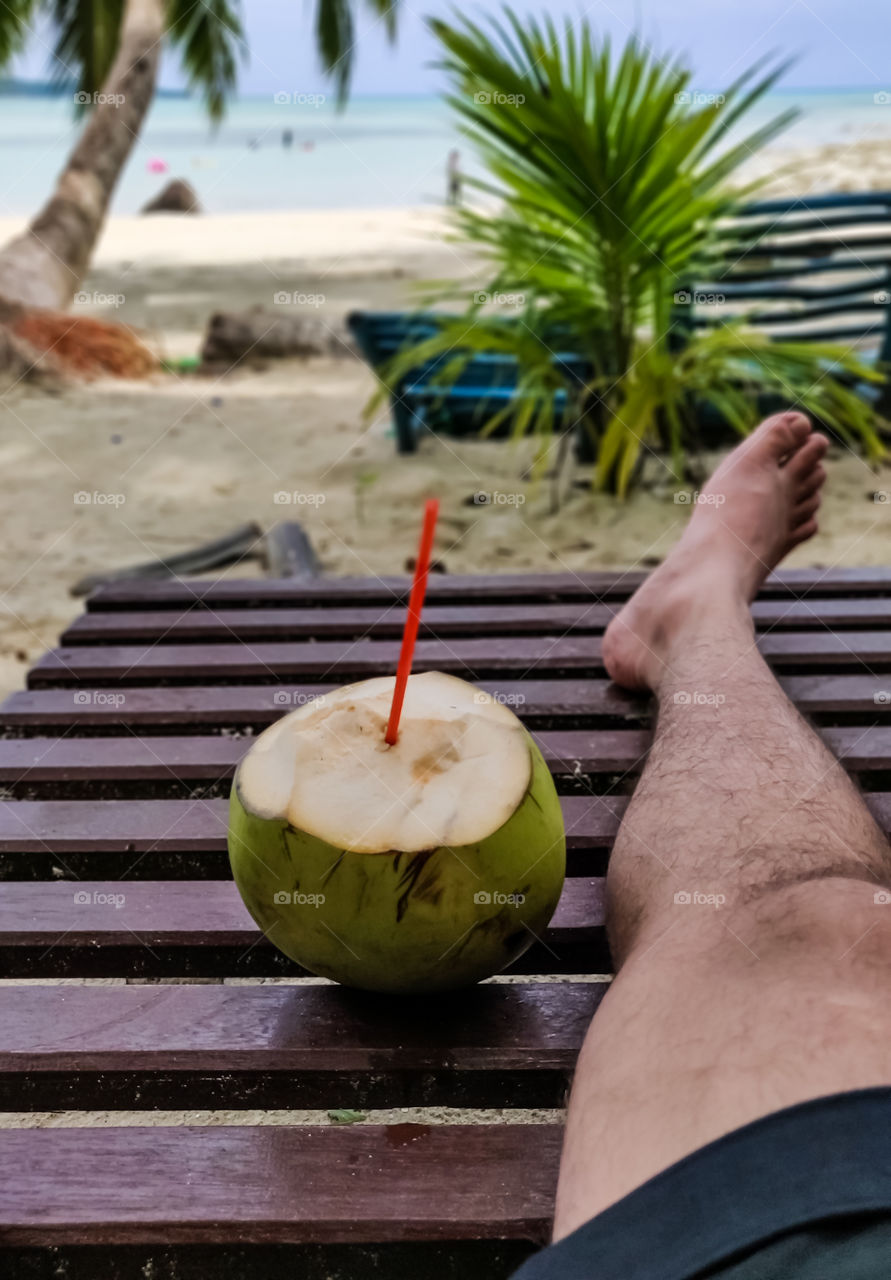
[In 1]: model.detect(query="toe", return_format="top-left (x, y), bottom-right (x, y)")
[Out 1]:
top-left (786, 434), bottom-right (829, 481)
top-left (793, 492), bottom-right (822, 525)
top-left (788, 517), bottom-right (819, 548)
top-left (748, 411), bottom-right (812, 462)
top-left (795, 464), bottom-right (827, 500)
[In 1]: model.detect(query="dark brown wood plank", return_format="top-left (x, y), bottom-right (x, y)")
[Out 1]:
top-left (26, 631), bottom-right (891, 687)
top-left (84, 566), bottom-right (891, 610)
top-left (3, 793), bottom-right (891, 883)
top-left (2, 726), bottom-right (891, 790)
top-left (5, 672), bottom-right (891, 732)
top-left (0, 1123), bottom-right (562, 1245)
top-left (0, 877), bottom-right (607, 977)
top-left (0, 981), bottom-right (605, 1110)
top-left (0, 795), bottom-right (619, 853)
top-left (63, 596), bottom-right (891, 645)
top-left (1, 679), bottom-right (646, 728)
top-left (0, 729), bottom-right (651, 786)
top-left (64, 604), bottom-right (619, 643)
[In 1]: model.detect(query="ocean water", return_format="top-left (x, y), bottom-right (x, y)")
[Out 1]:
top-left (0, 88), bottom-right (890, 217)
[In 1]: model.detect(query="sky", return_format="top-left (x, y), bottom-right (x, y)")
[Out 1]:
top-left (12, 0), bottom-right (891, 98)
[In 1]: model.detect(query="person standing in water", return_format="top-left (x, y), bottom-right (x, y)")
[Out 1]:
top-left (447, 149), bottom-right (461, 205)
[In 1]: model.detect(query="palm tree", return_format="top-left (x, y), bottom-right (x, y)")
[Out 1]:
top-left (0, 0), bottom-right (398, 311)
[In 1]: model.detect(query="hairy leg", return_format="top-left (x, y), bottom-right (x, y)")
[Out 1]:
top-left (553, 413), bottom-right (891, 1237)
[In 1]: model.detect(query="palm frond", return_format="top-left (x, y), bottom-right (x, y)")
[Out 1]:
top-left (166, 0), bottom-right (244, 122)
top-left (376, 10), bottom-right (887, 495)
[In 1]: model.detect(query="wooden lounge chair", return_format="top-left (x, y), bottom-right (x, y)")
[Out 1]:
top-left (352, 190), bottom-right (891, 453)
top-left (2, 566), bottom-right (891, 1274)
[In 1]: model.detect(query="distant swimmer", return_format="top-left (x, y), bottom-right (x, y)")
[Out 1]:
top-left (282, 129), bottom-right (293, 148)
top-left (447, 148), bottom-right (461, 205)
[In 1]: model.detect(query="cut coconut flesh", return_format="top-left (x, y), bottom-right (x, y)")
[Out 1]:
top-left (236, 672), bottom-right (532, 854)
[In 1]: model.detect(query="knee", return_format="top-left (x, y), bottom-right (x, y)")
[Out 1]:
top-left (611, 874), bottom-right (891, 979)
top-left (727, 876), bottom-right (891, 978)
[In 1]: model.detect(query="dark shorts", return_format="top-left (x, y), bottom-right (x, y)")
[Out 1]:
top-left (513, 1088), bottom-right (891, 1279)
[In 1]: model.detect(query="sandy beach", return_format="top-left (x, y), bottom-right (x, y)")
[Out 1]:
top-left (2, 142), bottom-right (891, 697)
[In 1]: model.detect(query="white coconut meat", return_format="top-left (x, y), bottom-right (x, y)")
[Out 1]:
top-left (236, 672), bottom-right (532, 853)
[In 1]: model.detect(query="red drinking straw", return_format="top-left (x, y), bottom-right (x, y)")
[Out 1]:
top-left (384, 498), bottom-right (440, 745)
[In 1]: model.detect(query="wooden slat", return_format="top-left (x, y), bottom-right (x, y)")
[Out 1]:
top-left (0, 1123), bottom-right (561, 1246)
top-left (0, 877), bottom-right (607, 978)
top-left (3, 792), bottom-right (891, 882)
top-left (0, 795), bottom-right (619, 853)
top-left (0, 981), bottom-right (605, 1110)
top-left (8, 672), bottom-right (891, 732)
top-left (84, 566), bottom-right (891, 609)
top-left (3, 726), bottom-right (891, 791)
top-left (0, 728), bottom-right (650, 787)
top-left (61, 596), bottom-right (891, 645)
top-left (26, 631), bottom-right (891, 687)
top-left (2, 679), bottom-right (646, 728)
top-left (0, 794), bottom-right (621, 880)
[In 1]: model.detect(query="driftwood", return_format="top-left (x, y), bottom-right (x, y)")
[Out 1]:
top-left (263, 523), bottom-right (321, 578)
top-left (71, 523), bottom-right (264, 597)
top-left (141, 179), bottom-right (201, 215)
top-left (200, 306), bottom-right (354, 369)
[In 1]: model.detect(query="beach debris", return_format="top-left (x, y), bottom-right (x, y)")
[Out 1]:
top-left (1, 305), bottom-right (156, 380)
top-left (70, 522), bottom-right (263, 597)
top-left (200, 305), bottom-right (354, 370)
top-left (263, 522), bottom-right (321, 579)
top-left (141, 179), bottom-right (201, 214)
top-left (327, 1110), bottom-right (366, 1125)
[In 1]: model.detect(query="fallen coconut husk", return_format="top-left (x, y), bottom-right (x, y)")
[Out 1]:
top-left (10, 309), bottom-right (157, 379)
top-left (0, 299), bottom-right (157, 380)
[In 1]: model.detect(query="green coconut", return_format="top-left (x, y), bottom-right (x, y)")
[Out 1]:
top-left (228, 671), bottom-right (566, 992)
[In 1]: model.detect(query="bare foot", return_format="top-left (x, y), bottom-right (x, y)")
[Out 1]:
top-left (602, 412), bottom-right (828, 691)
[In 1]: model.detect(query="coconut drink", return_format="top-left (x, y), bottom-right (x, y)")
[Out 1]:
top-left (228, 671), bottom-right (566, 992)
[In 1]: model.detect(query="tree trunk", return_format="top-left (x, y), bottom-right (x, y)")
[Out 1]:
top-left (0, 0), bottom-right (164, 309)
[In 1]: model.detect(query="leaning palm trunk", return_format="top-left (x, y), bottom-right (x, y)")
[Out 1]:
top-left (0, 0), bottom-right (164, 309)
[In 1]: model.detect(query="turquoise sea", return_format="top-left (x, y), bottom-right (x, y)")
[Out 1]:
top-left (1, 88), bottom-right (890, 216)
